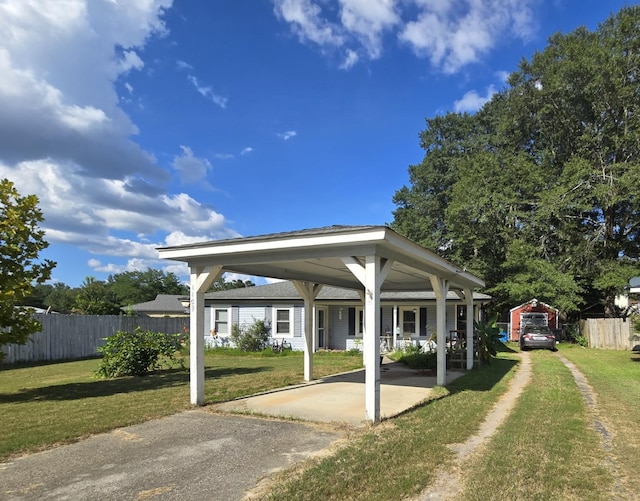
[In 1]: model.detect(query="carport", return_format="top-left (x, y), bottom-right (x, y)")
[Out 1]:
top-left (158, 225), bottom-right (485, 423)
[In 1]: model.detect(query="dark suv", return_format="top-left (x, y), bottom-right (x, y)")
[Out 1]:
top-left (519, 325), bottom-right (556, 351)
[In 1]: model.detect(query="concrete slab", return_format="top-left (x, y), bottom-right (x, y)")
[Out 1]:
top-left (213, 360), bottom-right (465, 427)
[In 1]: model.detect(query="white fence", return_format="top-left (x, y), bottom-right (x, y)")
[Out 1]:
top-left (1, 315), bottom-right (189, 364)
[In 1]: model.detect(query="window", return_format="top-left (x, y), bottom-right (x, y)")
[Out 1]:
top-left (212, 308), bottom-right (229, 335)
top-left (402, 309), bottom-right (416, 336)
top-left (273, 307), bottom-right (294, 337)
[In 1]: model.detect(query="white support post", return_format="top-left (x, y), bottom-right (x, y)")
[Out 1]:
top-left (430, 276), bottom-right (449, 386)
top-left (465, 288), bottom-right (474, 370)
top-left (190, 265), bottom-right (223, 406)
top-left (292, 281), bottom-right (323, 382)
top-left (342, 255), bottom-right (391, 423)
top-left (364, 255), bottom-right (382, 422)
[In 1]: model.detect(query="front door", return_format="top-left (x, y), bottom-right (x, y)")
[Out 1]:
top-left (317, 308), bottom-right (328, 349)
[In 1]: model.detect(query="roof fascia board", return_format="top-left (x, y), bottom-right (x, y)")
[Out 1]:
top-left (157, 229), bottom-right (388, 261)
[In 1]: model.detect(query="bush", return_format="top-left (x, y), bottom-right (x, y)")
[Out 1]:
top-left (386, 343), bottom-right (437, 370)
top-left (96, 327), bottom-right (184, 378)
top-left (474, 314), bottom-right (502, 365)
top-left (230, 319), bottom-right (271, 352)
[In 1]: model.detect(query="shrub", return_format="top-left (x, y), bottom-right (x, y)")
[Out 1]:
top-left (474, 314), bottom-right (502, 365)
top-left (96, 327), bottom-right (184, 378)
top-left (230, 319), bottom-right (271, 352)
top-left (390, 343), bottom-right (437, 369)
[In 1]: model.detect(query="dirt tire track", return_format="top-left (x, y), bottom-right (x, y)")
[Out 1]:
top-left (414, 352), bottom-right (532, 501)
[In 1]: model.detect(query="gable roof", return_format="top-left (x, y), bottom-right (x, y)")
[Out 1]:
top-left (159, 225), bottom-right (485, 293)
top-left (125, 294), bottom-right (188, 315)
top-left (204, 281), bottom-right (491, 302)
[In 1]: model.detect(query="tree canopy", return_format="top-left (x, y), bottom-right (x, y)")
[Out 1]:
top-left (392, 6), bottom-right (640, 318)
top-left (0, 179), bottom-right (56, 355)
top-left (19, 270), bottom-right (254, 315)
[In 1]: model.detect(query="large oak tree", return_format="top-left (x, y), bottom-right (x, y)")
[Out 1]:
top-left (392, 6), bottom-right (640, 317)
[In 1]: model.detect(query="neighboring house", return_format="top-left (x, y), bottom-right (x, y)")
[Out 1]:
top-left (202, 281), bottom-right (491, 351)
top-left (124, 294), bottom-right (189, 317)
top-left (614, 276), bottom-right (640, 315)
top-left (509, 299), bottom-right (560, 341)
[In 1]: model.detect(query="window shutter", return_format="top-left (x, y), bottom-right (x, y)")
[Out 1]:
top-left (420, 307), bottom-right (427, 337)
top-left (348, 307), bottom-right (356, 336)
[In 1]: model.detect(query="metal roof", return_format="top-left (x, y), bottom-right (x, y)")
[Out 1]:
top-left (158, 225), bottom-right (484, 293)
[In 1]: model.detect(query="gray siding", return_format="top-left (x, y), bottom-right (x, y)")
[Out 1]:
top-left (239, 307), bottom-right (267, 326)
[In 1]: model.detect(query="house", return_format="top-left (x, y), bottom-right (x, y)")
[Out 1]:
top-left (202, 281), bottom-right (491, 352)
top-left (509, 299), bottom-right (560, 341)
top-left (614, 276), bottom-right (640, 315)
top-left (124, 294), bottom-right (189, 317)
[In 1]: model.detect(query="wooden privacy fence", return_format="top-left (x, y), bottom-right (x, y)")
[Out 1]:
top-left (1, 315), bottom-right (189, 364)
top-left (580, 318), bottom-right (640, 350)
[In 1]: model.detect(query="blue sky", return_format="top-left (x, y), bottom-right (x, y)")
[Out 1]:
top-left (0, 0), bottom-right (633, 287)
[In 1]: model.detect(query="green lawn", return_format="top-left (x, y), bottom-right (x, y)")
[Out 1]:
top-left (265, 350), bottom-right (520, 501)
top-left (456, 349), bottom-right (612, 500)
top-left (3, 345), bottom-right (638, 500)
top-left (558, 345), bottom-right (640, 498)
top-left (265, 345), bottom-right (640, 501)
top-left (0, 350), bottom-right (362, 461)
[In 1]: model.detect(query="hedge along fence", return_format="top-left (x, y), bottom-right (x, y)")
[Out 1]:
top-left (1, 314), bottom-right (189, 364)
top-left (579, 318), bottom-right (640, 350)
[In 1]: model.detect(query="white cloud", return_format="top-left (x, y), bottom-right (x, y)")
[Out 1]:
top-left (172, 145), bottom-right (212, 185)
top-left (0, 0), bottom-right (170, 181)
top-left (176, 59), bottom-right (193, 71)
top-left (241, 147), bottom-right (254, 155)
top-left (495, 70), bottom-right (511, 83)
top-left (273, 0), bottom-right (539, 73)
top-left (340, 49), bottom-right (359, 70)
top-left (0, 1), bottom-right (242, 279)
top-left (0, 158), bottom-right (238, 270)
top-left (187, 75), bottom-right (228, 108)
top-left (278, 130), bottom-right (298, 140)
top-left (399, 0), bottom-right (537, 74)
top-left (339, 0), bottom-right (399, 59)
top-left (453, 85), bottom-right (496, 112)
top-left (273, 0), bottom-right (344, 47)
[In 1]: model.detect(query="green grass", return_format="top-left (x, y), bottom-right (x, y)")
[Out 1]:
top-left (263, 344), bottom-right (640, 501)
top-left (558, 344), bottom-right (640, 498)
top-left (263, 352), bottom-right (520, 501)
top-left (0, 350), bottom-right (362, 461)
top-left (456, 349), bottom-right (611, 501)
top-left (4, 345), bottom-right (638, 500)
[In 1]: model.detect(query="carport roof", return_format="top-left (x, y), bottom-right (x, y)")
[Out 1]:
top-left (158, 225), bottom-right (484, 292)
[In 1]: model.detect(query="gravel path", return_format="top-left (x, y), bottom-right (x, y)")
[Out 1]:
top-left (414, 352), bottom-right (532, 500)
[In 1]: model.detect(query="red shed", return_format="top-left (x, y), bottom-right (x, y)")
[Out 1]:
top-left (509, 299), bottom-right (560, 341)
